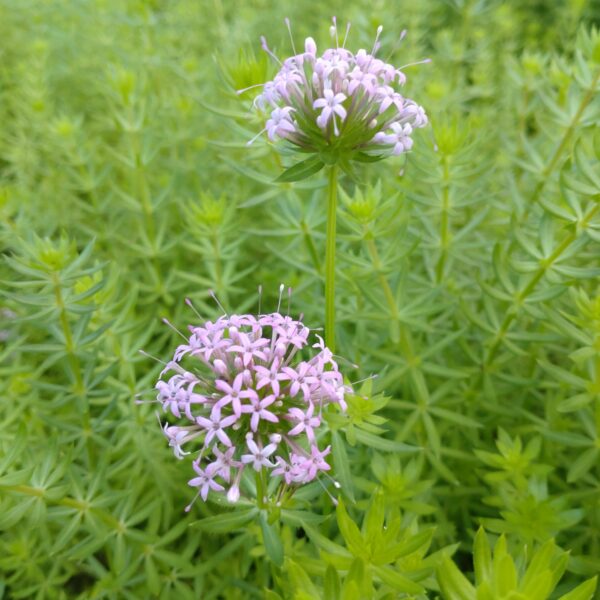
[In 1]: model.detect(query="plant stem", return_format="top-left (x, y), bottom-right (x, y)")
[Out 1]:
top-left (126, 106), bottom-right (166, 299)
top-left (52, 272), bottom-right (84, 393)
top-left (485, 202), bottom-right (600, 366)
top-left (485, 69), bottom-right (600, 370)
top-left (435, 154), bottom-right (451, 284)
top-left (520, 67), bottom-right (600, 221)
top-left (255, 470), bottom-right (265, 508)
top-left (0, 483), bottom-right (121, 528)
top-left (364, 236), bottom-right (430, 407)
top-left (325, 164), bottom-right (338, 353)
top-left (301, 220), bottom-right (322, 274)
top-left (52, 272), bottom-right (94, 465)
top-left (365, 237), bottom-right (400, 340)
top-left (211, 230), bottom-right (227, 305)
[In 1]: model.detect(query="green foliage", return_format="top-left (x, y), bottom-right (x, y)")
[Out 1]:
top-left (300, 491), bottom-right (443, 598)
top-left (1, 0), bottom-right (600, 597)
top-left (437, 528), bottom-right (597, 600)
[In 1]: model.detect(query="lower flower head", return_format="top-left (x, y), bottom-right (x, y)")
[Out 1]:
top-left (144, 305), bottom-right (350, 509)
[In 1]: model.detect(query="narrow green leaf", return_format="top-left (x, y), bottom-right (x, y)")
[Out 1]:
top-left (332, 430), bottom-right (355, 502)
top-left (259, 511), bottom-right (283, 567)
top-left (189, 507), bottom-right (258, 534)
top-left (373, 565), bottom-right (424, 594)
top-left (495, 554), bottom-right (518, 596)
top-left (353, 429), bottom-right (419, 453)
top-left (381, 528), bottom-right (435, 564)
top-left (303, 524), bottom-right (349, 556)
top-left (285, 558), bottom-right (321, 597)
top-left (144, 556), bottom-right (160, 595)
top-left (559, 577), bottom-right (598, 600)
top-left (0, 497), bottom-right (36, 530)
top-left (276, 156), bottom-right (325, 182)
top-left (436, 555), bottom-right (476, 600)
top-left (345, 558), bottom-right (368, 596)
top-left (429, 407), bottom-right (482, 429)
top-left (568, 448), bottom-right (599, 483)
top-left (341, 580), bottom-right (360, 600)
top-left (324, 564), bottom-right (341, 600)
top-left (336, 499), bottom-right (366, 558)
top-left (363, 488), bottom-right (385, 543)
top-left (575, 143), bottom-right (600, 189)
top-left (473, 528), bottom-right (492, 584)
top-left (520, 570), bottom-right (554, 599)
top-left (561, 170), bottom-right (600, 196)
top-left (280, 509), bottom-right (328, 527)
top-left (353, 152), bottom-right (385, 163)
top-left (558, 394), bottom-right (593, 413)
top-left (521, 539), bottom-right (556, 587)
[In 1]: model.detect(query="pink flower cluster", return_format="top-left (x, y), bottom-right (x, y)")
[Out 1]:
top-left (154, 311), bottom-right (349, 509)
top-left (244, 19), bottom-right (428, 157)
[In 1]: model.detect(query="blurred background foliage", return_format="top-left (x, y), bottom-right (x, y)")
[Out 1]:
top-left (1, 0), bottom-right (600, 598)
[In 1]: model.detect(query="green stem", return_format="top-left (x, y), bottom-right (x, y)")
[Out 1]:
top-left (365, 237), bottom-right (400, 335)
top-left (128, 121), bottom-right (156, 243)
top-left (211, 230), bottom-right (227, 305)
top-left (485, 202), bottom-right (600, 367)
top-left (52, 273), bottom-right (83, 393)
top-left (521, 67), bottom-right (600, 220)
top-left (301, 220), bottom-right (322, 274)
top-left (435, 155), bottom-right (451, 284)
top-left (541, 68), bottom-right (600, 178)
top-left (52, 272), bottom-right (93, 465)
top-left (125, 107), bottom-right (166, 299)
top-left (364, 236), bottom-right (430, 407)
top-left (1, 483), bottom-right (121, 529)
top-left (325, 165), bottom-right (339, 353)
top-left (255, 470), bottom-right (266, 509)
top-left (483, 68), bottom-right (600, 376)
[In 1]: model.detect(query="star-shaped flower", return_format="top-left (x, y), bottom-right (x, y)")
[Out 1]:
top-left (301, 444), bottom-right (332, 480)
top-left (196, 412), bottom-right (238, 447)
top-left (287, 403), bottom-right (321, 442)
top-left (313, 88), bottom-right (347, 134)
top-left (214, 373), bottom-right (257, 417)
top-left (240, 394), bottom-right (279, 432)
top-left (240, 436), bottom-right (278, 471)
top-left (188, 462), bottom-right (224, 502)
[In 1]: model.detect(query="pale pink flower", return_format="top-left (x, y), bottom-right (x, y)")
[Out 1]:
top-left (301, 445), bottom-right (332, 480)
top-left (196, 412), bottom-right (238, 446)
top-left (145, 301), bottom-right (351, 510)
top-left (188, 462), bottom-right (224, 503)
top-left (209, 446), bottom-right (240, 482)
top-left (314, 89), bottom-right (347, 134)
top-left (241, 394), bottom-right (279, 431)
top-left (288, 403), bottom-right (321, 442)
top-left (282, 361), bottom-right (317, 400)
top-left (243, 19), bottom-right (428, 160)
top-left (254, 362), bottom-right (288, 396)
top-left (241, 436), bottom-right (278, 471)
top-left (214, 373), bottom-right (257, 418)
top-left (266, 107), bottom-right (296, 141)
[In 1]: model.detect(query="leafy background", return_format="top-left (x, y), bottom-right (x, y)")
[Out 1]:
top-left (1, 0), bottom-right (600, 598)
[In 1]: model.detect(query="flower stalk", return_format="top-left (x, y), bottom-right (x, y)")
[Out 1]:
top-left (243, 19), bottom-right (429, 353)
top-left (325, 164), bottom-right (338, 352)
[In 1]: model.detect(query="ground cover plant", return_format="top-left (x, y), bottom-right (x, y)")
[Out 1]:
top-left (1, 0), bottom-right (600, 598)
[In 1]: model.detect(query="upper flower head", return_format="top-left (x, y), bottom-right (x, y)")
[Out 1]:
top-left (242, 19), bottom-right (429, 166)
top-left (146, 299), bottom-right (351, 510)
